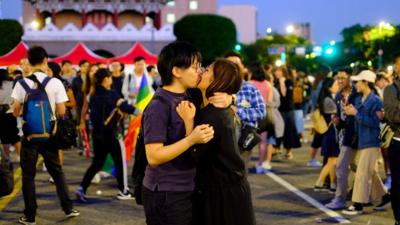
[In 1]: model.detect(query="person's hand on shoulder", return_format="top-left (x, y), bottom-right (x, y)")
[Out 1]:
top-left (209, 92), bottom-right (234, 108)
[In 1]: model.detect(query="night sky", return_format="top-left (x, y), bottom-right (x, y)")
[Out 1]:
top-left (2, 0), bottom-right (400, 44)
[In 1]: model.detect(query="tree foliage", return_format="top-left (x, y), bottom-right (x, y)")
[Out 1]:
top-left (0, 20), bottom-right (23, 56)
top-left (174, 14), bottom-right (237, 65)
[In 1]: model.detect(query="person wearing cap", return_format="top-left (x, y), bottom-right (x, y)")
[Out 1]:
top-left (384, 55), bottom-right (400, 225)
top-left (342, 70), bottom-right (391, 215)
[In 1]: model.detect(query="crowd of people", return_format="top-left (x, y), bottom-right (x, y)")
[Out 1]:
top-left (0, 40), bottom-right (399, 225)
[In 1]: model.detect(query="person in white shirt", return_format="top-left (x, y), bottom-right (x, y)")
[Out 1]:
top-left (11, 46), bottom-right (80, 225)
top-left (121, 56), bottom-right (154, 104)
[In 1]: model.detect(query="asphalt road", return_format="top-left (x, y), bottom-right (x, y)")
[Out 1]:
top-left (0, 137), bottom-right (395, 225)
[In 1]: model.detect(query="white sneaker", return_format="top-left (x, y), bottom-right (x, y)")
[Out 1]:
top-left (325, 198), bottom-right (346, 210)
top-left (91, 173), bottom-right (101, 184)
top-left (342, 205), bottom-right (363, 215)
top-left (261, 161), bottom-right (272, 170)
top-left (116, 191), bottom-right (135, 200)
top-left (307, 159), bottom-right (322, 167)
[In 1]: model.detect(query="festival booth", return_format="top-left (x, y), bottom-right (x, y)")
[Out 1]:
top-left (0, 42), bottom-right (29, 66)
top-left (51, 42), bottom-right (108, 65)
top-left (110, 42), bottom-right (158, 65)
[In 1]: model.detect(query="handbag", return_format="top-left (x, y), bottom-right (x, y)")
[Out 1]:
top-left (380, 124), bottom-right (394, 149)
top-left (311, 109), bottom-right (329, 134)
top-left (50, 117), bottom-right (77, 150)
top-left (238, 125), bottom-right (261, 151)
top-left (258, 106), bottom-right (275, 135)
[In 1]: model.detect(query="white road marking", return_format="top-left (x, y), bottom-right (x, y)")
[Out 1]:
top-left (265, 171), bottom-right (351, 224)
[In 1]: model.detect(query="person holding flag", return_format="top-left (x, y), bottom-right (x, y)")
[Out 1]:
top-left (122, 56), bottom-right (154, 104)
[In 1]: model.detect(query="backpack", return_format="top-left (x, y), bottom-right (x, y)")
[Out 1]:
top-left (19, 75), bottom-right (54, 142)
top-left (293, 83), bottom-right (304, 104)
top-left (131, 95), bottom-right (170, 205)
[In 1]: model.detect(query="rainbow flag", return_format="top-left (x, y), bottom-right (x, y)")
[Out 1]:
top-left (124, 75), bottom-right (154, 161)
top-left (135, 75), bottom-right (153, 111)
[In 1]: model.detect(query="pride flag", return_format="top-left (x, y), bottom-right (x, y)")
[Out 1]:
top-left (124, 75), bottom-right (154, 161)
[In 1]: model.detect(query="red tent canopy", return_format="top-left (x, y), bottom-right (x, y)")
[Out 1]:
top-left (111, 42), bottom-right (158, 65)
top-left (0, 42), bottom-right (28, 66)
top-left (52, 42), bottom-right (107, 65)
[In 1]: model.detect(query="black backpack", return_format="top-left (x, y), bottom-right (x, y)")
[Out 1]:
top-left (0, 150), bottom-right (14, 197)
top-left (131, 95), bottom-right (170, 205)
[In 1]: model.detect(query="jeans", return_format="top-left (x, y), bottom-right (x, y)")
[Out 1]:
top-left (142, 187), bottom-right (192, 225)
top-left (20, 139), bottom-right (73, 220)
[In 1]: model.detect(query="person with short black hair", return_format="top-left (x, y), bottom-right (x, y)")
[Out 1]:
top-left (12, 46), bottom-right (80, 224)
top-left (110, 60), bottom-right (125, 98)
top-left (61, 60), bottom-right (75, 85)
top-left (147, 65), bottom-right (162, 90)
top-left (122, 56), bottom-right (154, 103)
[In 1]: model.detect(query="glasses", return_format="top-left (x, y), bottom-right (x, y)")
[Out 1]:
top-left (191, 63), bottom-right (206, 73)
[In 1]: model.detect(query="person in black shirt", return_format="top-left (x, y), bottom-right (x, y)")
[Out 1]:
top-left (178, 59), bottom-right (255, 225)
top-left (111, 60), bottom-right (125, 98)
top-left (75, 68), bottom-right (139, 202)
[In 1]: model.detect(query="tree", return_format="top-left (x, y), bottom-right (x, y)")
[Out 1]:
top-left (174, 14), bottom-right (237, 64)
top-left (0, 20), bottom-right (23, 56)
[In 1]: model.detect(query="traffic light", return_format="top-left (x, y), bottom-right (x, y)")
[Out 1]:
top-left (235, 44), bottom-right (242, 51)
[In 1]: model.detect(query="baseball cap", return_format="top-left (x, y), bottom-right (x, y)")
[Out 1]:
top-left (351, 70), bottom-right (376, 83)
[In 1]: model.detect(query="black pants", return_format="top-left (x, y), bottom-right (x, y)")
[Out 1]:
top-left (389, 139), bottom-right (400, 221)
top-left (20, 139), bottom-right (73, 220)
top-left (80, 136), bottom-right (126, 193)
top-left (142, 187), bottom-right (192, 225)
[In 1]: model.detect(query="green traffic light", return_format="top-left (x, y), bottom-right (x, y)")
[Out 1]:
top-left (235, 44), bottom-right (242, 51)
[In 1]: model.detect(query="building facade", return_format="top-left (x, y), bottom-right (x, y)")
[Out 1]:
top-left (22, 0), bottom-right (174, 57)
top-left (218, 5), bottom-right (257, 44)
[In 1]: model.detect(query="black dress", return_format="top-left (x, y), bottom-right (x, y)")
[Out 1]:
top-left (193, 105), bottom-right (255, 225)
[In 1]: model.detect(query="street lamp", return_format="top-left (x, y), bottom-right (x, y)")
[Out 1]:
top-left (31, 20), bottom-right (40, 29)
top-left (266, 27), bottom-right (272, 34)
top-left (275, 59), bottom-right (283, 67)
top-left (330, 40), bottom-right (336, 46)
top-left (286, 25), bottom-right (294, 34)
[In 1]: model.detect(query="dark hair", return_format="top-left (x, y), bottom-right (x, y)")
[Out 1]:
top-left (134, 56), bottom-right (145, 63)
top-left (337, 66), bottom-right (353, 75)
top-left (0, 69), bottom-right (9, 88)
top-left (79, 60), bottom-right (88, 67)
top-left (12, 70), bottom-right (23, 76)
top-left (157, 41), bottom-right (202, 86)
top-left (249, 63), bottom-right (266, 82)
top-left (223, 51), bottom-right (242, 60)
top-left (376, 73), bottom-right (389, 83)
top-left (313, 64), bottom-right (331, 88)
top-left (28, 46), bottom-right (48, 66)
top-left (147, 65), bottom-right (156, 73)
top-left (48, 62), bottom-right (62, 80)
top-left (317, 77), bottom-right (335, 113)
top-left (205, 59), bottom-right (242, 98)
top-left (62, 60), bottom-right (72, 66)
top-left (94, 68), bottom-right (111, 89)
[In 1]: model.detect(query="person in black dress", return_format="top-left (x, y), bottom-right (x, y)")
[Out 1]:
top-left (177, 59), bottom-right (255, 225)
